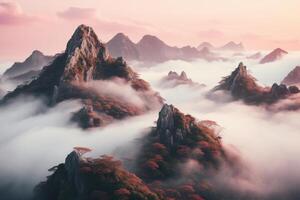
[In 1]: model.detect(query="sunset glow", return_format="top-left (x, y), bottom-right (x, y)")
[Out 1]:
top-left (0, 0), bottom-right (300, 60)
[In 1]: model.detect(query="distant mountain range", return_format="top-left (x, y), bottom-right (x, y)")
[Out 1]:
top-left (106, 33), bottom-right (243, 62)
top-left (197, 41), bottom-right (245, 52)
top-left (3, 50), bottom-right (54, 79)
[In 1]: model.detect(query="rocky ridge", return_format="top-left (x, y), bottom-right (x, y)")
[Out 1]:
top-left (214, 62), bottom-right (300, 107)
top-left (1, 25), bottom-right (163, 128)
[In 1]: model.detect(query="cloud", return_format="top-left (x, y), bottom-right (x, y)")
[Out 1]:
top-left (1, 53), bottom-right (300, 199)
top-left (0, 96), bottom-right (159, 199)
top-left (0, 2), bottom-right (35, 25)
top-left (57, 7), bottom-right (96, 20)
top-left (133, 56), bottom-right (300, 199)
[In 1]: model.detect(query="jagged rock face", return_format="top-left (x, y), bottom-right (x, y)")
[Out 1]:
top-left (137, 104), bottom-right (227, 181)
top-left (3, 50), bottom-right (54, 79)
top-left (214, 63), bottom-right (300, 106)
top-left (62, 25), bottom-right (109, 83)
top-left (215, 63), bottom-right (262, 99)
top-left (260, 48), bottom-right (288, 64)
top-left (218, 42), bottom-right (244, 52)
top-left (282, 66), bottom-right (300, 85)
top-left (134, 104), bottom-right (238, 200)
top-left (34, 151), bottom-right (161, 200)
top-left (1, 24), bottom-right (163, 128)
top-left (156, 104), bottom-right (187, 146)
top-left (106, 33), bottom-right (140, 61)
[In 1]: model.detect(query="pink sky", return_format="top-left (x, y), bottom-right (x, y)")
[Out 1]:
top-left (0, 0), bottom-right (300, 61)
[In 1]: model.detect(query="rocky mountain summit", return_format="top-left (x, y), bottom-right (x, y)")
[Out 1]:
top-left (135, 104), bottom-right (239, 199)
top-left (160, 71), bottom-right (204, 88)
top-left (260, 48), bottom-right (288, 64)
top-left (282, 66), bottom-right (300, 86)
top-left (34, 148), bottom-right (161, 200)
top-left (1, 25), bottom-right (163, 128)
top-left (214, 62), bottom-right (300, 107)
top-left (3, 50), bottom-right (54, 81)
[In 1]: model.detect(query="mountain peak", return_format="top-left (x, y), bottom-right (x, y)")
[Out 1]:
top-left (106, 32), bottom-right (139, 60)
top-left (282, 66), bottom-right (300, 85)
top-left (65, 24), bottom-right (108, 60)
top-left (214, 62), bottom-right (259, 98)
top-left (62, 25), bottom-right (109, 82)
top-left (219, 41), bottom-right (244, 51)
top-left (138, 35), bottom-right (166, 46)
top-left (260, 48), bottom-right (288, 64)
top-left (31, 50), bottom-right (44, 56)
top-left (114, 32), bottom-right (129, 39)
top-left (197, 42), bottom-right (214, 50)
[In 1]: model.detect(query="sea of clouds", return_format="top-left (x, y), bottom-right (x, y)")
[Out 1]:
top-left (0, 51), bottom-right (300, 199)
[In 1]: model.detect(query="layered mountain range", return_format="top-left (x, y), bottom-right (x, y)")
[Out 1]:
top-left (106, 33), bottom-right (226, 62)
top-left (197, 41), bottom-right (245, 52)
top-left (160, 71), bottom-right (205, 88)
top-left (213, 63), bottom-right (300, 109)
top-left (1, 25), bottom-right (163, 128)
top-left (34, 104), bottom-right (239, 200)
top-left (3, 50), bottom-right (55, 83)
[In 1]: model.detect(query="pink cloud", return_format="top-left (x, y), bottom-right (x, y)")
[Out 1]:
top-left (0, 2), bottom-right (35, 25)
top-left (57, 7), bottom-right (96, 20)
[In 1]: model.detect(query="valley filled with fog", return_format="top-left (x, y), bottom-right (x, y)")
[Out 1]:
top-left (0, 51), bottom-right (300, 199)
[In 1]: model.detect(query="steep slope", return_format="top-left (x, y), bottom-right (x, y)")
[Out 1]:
top-left (259, 48), bottom-right (288, 64)
top-left (1, 25), bottom-right (163, 128)
top-left (135, 104), bottom-right (238, 200)
top-left (106, 33), bottom-right (140, 61)
top-left (3, 50), bottom-right (54, 78)
top-left (218, 42), bottom-right (244, 52)
top-left (282, 66), bottom-right (300, 85)
top-left (34, 149), bottom-right (162, 200)
top-left (214, 62), bottom-right (300, 106)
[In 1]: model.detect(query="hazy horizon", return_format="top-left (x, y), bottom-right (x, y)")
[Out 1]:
top-left (1, 0), bottom-right (300, 61)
